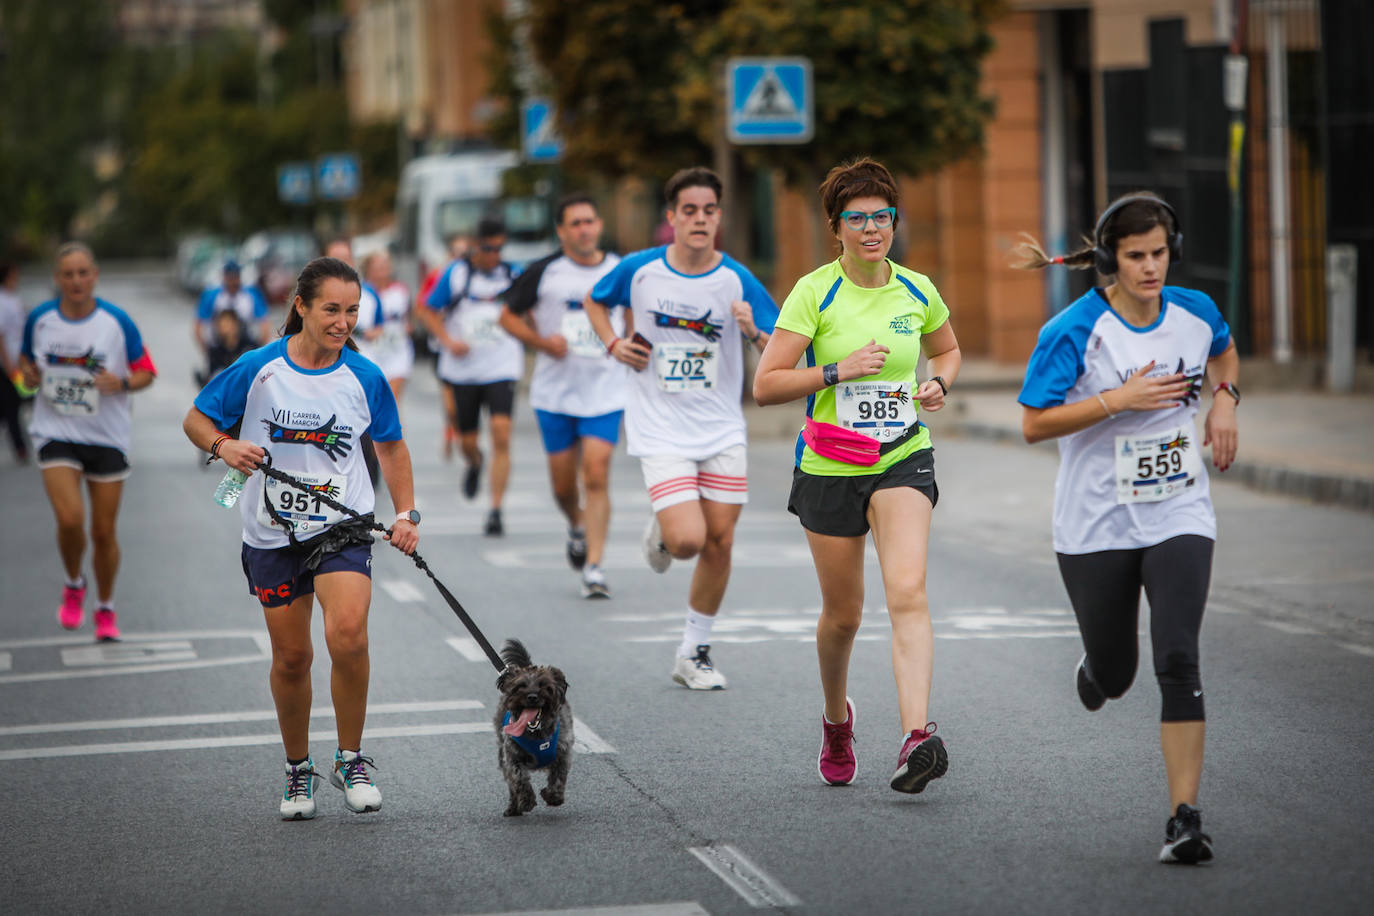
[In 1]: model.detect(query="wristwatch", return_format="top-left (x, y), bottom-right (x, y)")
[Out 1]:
top-left (930, 376), bottom-right (948, 396)
top-left (395, 509), bottom-right (421, 525)
top-left (1213, 382), bottom-right (1241, 404)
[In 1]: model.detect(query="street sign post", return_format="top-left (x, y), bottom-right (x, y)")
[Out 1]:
top-left (521, 98), bottom-right (564, 162)
top-left (726, 57), bottom-right (813, 144)
top-left (276, 162), bottom-right (313, 205)
top-left (315, 152), bottom-right (361, 201)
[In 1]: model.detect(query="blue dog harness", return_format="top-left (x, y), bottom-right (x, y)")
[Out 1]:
top-left (503, 712), bottom-right (561, 767)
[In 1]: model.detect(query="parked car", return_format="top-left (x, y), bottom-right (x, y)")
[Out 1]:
top-left (238, 229), bottom-right (320, 304)
top-left (175, 233), bottom-right (238, 295)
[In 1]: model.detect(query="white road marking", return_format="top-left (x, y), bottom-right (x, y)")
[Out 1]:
top-left (0, 653), bottom-right (270, 685)
top-left (446, 636), bottom-right (489, 662)
top-left (378, 578), bottom-right (426, 603)
top-left (1338, 642), bottom-right (1374, 658)
top-left (0, 700), bottom-right (485, 738)
top-left (467, 905), bottom-right (708, 916)
top-left (0, 652), bottom-right (10, 672)
top-left (1260, 620), bottom-right (1320, 636)
top-left (61, 641), bottom-right (197, 667)
top-left (483, 543), bottom-right (843, 570)
top-left (0, 628), bottom-right (268, 650)
top-left (573, 718), bottom-right (615, 754)
top-left (688, 843), bottom-right (801, 909)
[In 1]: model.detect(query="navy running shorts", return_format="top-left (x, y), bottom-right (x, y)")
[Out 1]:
top-left (240, 541), bottom-right (372, 608)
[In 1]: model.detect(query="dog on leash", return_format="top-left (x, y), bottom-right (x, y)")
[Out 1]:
top-left (494, 639), bottom-right (573, 817)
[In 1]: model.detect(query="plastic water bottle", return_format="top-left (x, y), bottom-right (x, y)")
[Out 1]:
top-left (213, 468), bottom-right (249, 508)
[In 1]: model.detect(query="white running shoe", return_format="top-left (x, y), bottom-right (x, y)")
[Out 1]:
top-left (280, 758), bottom-right (320, 820)
top-left (642, 514), bottom-right (671, 573)
top-left (581, 564), bottom-right (611, 599)
top-left (672, 644), bottom-right (727, 690)
top-left (330, 749), bottom-right (382, 813)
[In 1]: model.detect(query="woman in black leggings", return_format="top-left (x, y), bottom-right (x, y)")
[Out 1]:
top-left (1015, 193), bottom-right (1239, 864)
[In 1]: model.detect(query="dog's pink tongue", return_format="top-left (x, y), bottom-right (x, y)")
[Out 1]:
top-left (503, 708), bottom-right (538, 736)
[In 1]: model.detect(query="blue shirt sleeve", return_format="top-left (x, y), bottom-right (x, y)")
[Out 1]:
top-left (104, 301), bottom-right (147, 364)
top-left (196, 288), bottom-right (217, 321)
top-left (193, 342), bottom-right (277, 430)
top-left (591, 247), bottom-right (662, 307)
top-left (20, 301), bottom-right (55, 361)
top-left (730, 260), bottom-right (779, 334)
top-left (1167, 287), bottom-right (1232, 357)
top-left (424, 262), bottom-right (463, 311)
top-left (249, 288), bottom-right (269, 320)
top-left (349, 352), bottom-right (402, 441)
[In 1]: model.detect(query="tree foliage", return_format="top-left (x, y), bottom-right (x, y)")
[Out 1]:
top-left (490, 0), bottom-right (1002, 191)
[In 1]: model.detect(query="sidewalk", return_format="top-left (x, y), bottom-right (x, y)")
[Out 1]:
top-left (745, 357), bottom-right (1374, 514)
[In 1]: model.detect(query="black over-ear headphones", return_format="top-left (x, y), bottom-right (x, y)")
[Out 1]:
top-left (1093, 194), bottom-right (1183, 276)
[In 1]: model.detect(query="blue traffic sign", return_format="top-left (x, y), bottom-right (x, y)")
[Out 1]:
top-left (727, 57), bottom-right (813, 145)
top-left (316, 153), bottom-right (361, 201)
top-left (521, 99), bottom-right (564, 163)
top-left (276, 162), bottom-right (313, 205)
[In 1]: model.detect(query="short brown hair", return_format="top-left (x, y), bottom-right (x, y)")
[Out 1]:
top-left (664, 167), bottom-right (723, 209)
top-left (818, 157), bottom-right (900, 235)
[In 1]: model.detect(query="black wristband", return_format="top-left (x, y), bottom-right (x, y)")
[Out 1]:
top-left (930, 375), bottom-right (948, 395)
top-left (822, 363), bottom-right (839, 387)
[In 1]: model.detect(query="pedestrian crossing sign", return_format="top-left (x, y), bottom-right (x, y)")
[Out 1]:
top-left (727, 57), bottom-right (813, 144)
top-left (522, 98), bottom-right (564, 163)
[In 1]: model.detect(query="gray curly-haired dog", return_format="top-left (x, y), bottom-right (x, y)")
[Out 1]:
top-left (494, 639), bottom-right (573, 817)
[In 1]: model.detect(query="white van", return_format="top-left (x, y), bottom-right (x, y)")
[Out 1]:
top-left (394, 150), bottom-right (556, 290)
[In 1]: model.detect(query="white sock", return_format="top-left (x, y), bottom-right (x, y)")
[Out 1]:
top-left (678, 608), bottom-right (715, 658)
top-left (96, 601), bottom-right (114, 612)
top-left (65, 576), bottom-right (85, 590)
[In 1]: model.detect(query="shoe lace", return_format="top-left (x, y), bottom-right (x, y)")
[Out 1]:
top-left (824, 720), bottom-right (854, 756)
top-left (285, 764), bottom-right (316, 799)
top-left (339, 754), bottom-right (377, 787)
top-left (693, 645), bottom-right (713, 670)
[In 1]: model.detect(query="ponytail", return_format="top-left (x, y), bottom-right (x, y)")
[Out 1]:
top-left (1011, 233), bottom-right (1096, 271)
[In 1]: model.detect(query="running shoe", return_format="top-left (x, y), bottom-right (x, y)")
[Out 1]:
top-left (57, 582), bottom-right (86, 630)
top-left (566, 527), bottom-right (588, 570)
top-left (1076, 654), bottom-right (1106, 711)
top-left (330, 749), bottom-right (381, 813)
top-left (642, 514), bottom-right (671, 573)
top-left (462, 460), bottom-right (482, 499)
top-left (1159, 803), bottom-right (1214, 864)
top-left (889, 722), bottom-right (948, 794)
top-left (672, 644), bottom-right (727, 690)
top-left (93, 608), bottom-right (121, 642)
top-left (484, 508), bottom-right (504, 537)
top-left (818, 697), bottom-right (857, 786)
top-left (581, 565), bottom-right (610, 599)
top-left (280, 758), bottom-right (320, 820)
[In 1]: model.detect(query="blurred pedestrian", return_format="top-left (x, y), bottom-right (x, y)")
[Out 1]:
top-left (0, 260), bottom-right (30, 462)
top-left (324, 238), bottom-right (382, 487)
top-left (753, 157), bottom-right (960, 793)
top-left (194, 260), bottom-right (272, 352)
top-left (419, 216), bottom-right (521, 536)
top-left (20, 243), bottom-right (158, 641)
top-left (359, 249), bottom-right (415, 405)
top-left (1014, 192), bottom-right (1239, 864)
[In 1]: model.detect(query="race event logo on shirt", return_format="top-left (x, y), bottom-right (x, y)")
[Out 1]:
top-left (1115, 357), bottom-right (1204, 404)
top-left (262, 408), bottom-right (354, 460)
top-left (45, 347), bottom-right (105, 375)
top-left (888, 315), bottom-right (914, 336)
top-left (649, 301), bottom-right (723, 342)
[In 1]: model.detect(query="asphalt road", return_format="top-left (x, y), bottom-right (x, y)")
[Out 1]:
top-left (2, 265), bottom-right (1371, 915)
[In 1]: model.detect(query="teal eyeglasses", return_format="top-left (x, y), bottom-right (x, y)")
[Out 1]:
top-left (839, 207), bottom-right (896, 230)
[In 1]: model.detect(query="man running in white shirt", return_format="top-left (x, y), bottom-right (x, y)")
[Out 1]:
top-left (499, 194), bottom-right (624, 598)
top-left (585, 167), bottom-right (778, 689)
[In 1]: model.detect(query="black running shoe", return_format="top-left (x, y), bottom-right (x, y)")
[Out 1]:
top-left (1076, 654), bottom-right (1106, 711)
top-left (484, 508), bottom-right (504, 537)
top-left (567, 528), bottom-right (588, 570)
top-left (889, 723), bottom-right (948, 794)
top-left (462, 461), bottom-right (482, 500)
top-left (1159, 803), bottom-right (1214, 864)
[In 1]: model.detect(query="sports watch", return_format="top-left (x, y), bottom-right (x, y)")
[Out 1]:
top-left (1213, 382), bottom-right (1241, 405)
top-left (395, 509), bottom-right (421, 525)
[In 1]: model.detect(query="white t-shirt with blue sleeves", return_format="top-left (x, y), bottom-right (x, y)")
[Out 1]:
top-left (194, 337), bottom-right (402, 549)
top-left (196, 285), bottom-right (268, 325)
top-left (23, 298), bottom-right (151, 453)
top-left (423, 259), bottom-right (523, 385)
top-left (590, 246), bottom-right (778, 458)
top-left (1018, 286), bottom-right (1232, 554)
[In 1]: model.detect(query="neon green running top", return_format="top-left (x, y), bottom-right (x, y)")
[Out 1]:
top-left (774, 258), bottom-right (950, 476)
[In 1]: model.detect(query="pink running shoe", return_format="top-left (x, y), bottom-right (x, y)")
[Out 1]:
top-left (889, 722), bottom-right (948, 794)
top-left (818, 697), bottom-right (857, 786)
top-left (93, 608), bottom-right (121, 642)
top-left (57, 583), bottom-right (86, 630)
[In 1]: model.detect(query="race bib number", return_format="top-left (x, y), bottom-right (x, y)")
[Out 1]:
top-left (560, 310), bottom-right (604, 359)
top-left (1115, 426), bottom-right (1203, 504)
top-left (257, 470), bottom-right (349, 535)
top-left (834, 381), bottom-right (916, 442)
top-left (458, 305), bottom-right (505, 346)
top-left (374, 322), bottom-right (407, 356)
top-left (41, 369), bottom-right (100, 416)
top-left (654, 342), bottom-right (718, 392)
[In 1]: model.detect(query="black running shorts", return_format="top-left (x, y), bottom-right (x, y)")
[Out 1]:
top-left (788, 446), bottom-right (938, 537)
top-left (447, 380), bottom-right (516, 433)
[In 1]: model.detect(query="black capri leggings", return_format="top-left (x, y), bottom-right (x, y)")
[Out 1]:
top-left (1056, 534), bottom-right (1214, 722)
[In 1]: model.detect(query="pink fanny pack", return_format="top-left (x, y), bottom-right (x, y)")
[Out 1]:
top-left (803, 417), bottom-right (882, 466)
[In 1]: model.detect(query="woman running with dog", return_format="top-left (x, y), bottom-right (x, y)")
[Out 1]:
top-left (1013, 192), bottom-right (1238, 864)
top-left (753, 157), bottom-right (961, 794)
top-left (183, 256), bottom-right (420, 821)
